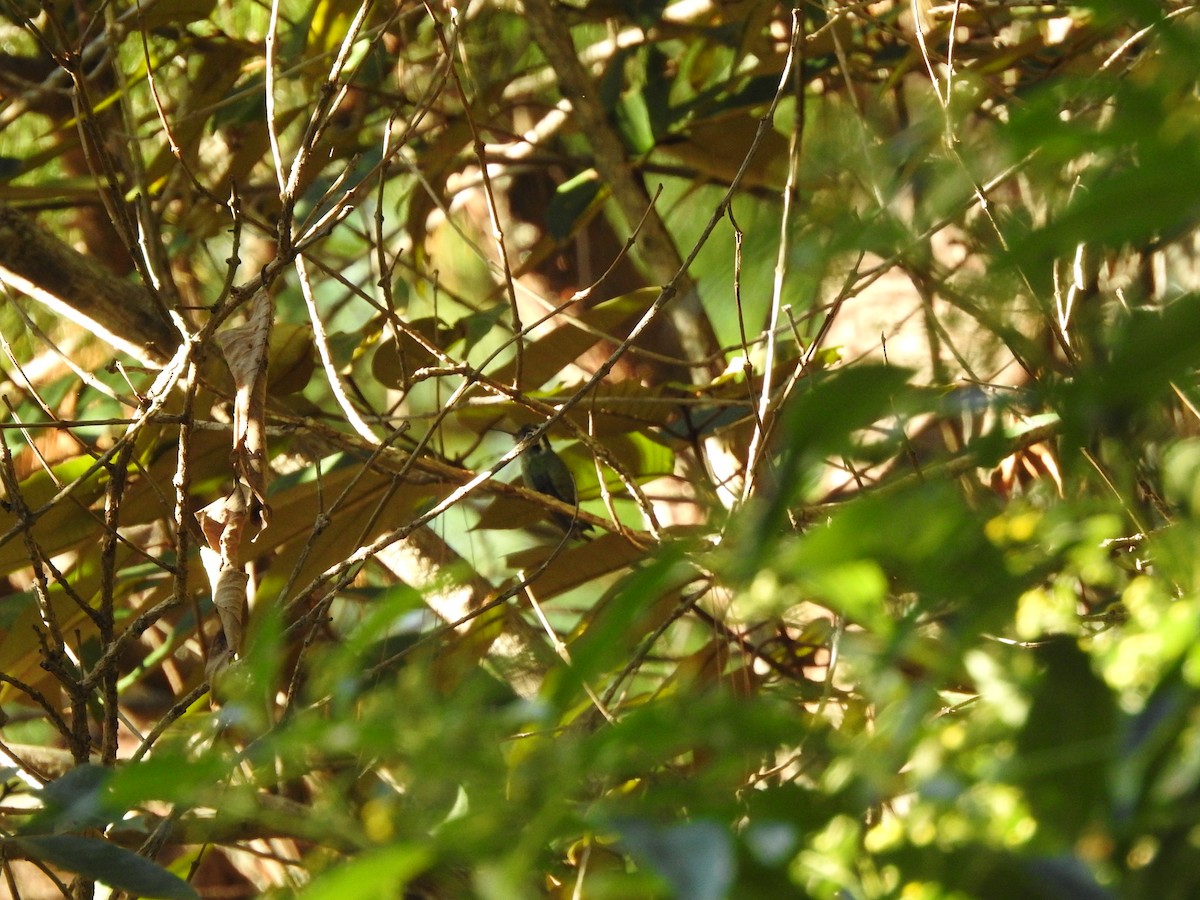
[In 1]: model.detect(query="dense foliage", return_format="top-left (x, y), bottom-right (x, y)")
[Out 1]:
top-left (2, 0), bottom-right (1200, 897)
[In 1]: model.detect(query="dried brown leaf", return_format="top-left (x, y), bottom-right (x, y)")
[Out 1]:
top-left (215, 289), bottom-right (274, 532)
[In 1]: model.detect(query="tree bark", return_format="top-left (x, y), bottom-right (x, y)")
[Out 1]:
top-left (0, 203), bottom-right (176, 363)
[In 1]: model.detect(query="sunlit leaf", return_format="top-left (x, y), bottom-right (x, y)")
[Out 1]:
top-left (298, 845), bottom-right (431, 899)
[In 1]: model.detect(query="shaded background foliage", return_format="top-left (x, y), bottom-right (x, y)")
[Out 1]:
top-left (0, 0), bottom-right (1199, 897)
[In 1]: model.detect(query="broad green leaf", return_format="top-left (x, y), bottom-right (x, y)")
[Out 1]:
top-left (612, 818), bottom-right (735, 900)
top-left (7, 835), bottom-right (198, 900)
top-left (1014, 637), bottom-right (1117, 845)
top-left (735, 364), bottom-right (915, 572)
top-left (299, 845), bottom-right (431, 899)
top-left (549, 547), bottom-right (696, 709)
top-left (28, 764), bottom-right (119, 834)
top-left (1111, 656), bottom-right (1195, 824)
top-left (877, 845), bottom-right (1114, 900)
top-left (776, 364), bottom-right (915, 462)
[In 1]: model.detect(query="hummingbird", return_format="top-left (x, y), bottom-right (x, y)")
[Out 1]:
top-left (516, 425), bottom-right (593, 536)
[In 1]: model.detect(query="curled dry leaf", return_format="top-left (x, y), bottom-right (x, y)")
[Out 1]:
top-left (195, 486), bottom-right (252, 665)
top-left (211, 565), bottom-right (249, 663)
top-left (195, 485), bottom-right (250, 562)
top-left (215, 287), bottom-right (274, 533)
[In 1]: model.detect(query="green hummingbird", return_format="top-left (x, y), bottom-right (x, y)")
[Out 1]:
top-left (516, 425), bottom-right (593, 535)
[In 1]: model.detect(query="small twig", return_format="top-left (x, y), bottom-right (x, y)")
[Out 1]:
top-left (740, 18), bottom-right (806, 505)
top-left (98, 438), bottom-right (136, 763)
top-left (294, 255), bottom-right (381, 443)
top-left (131, 681), bottom-right (210, 762)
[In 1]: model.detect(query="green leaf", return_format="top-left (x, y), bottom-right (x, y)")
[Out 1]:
top-left (1111, 656), bottom-right (1195, 824)
top-left (547, 169), bottom-right (605, 240)
top-left (560, 430), bottom-right (675, 496)
top-left (27, 765), bottom-right (120, 834)
top-left (612, 818), bottom-right (735, 900)
top-left (1057, 294), bottom-right (1200, 451)
top-left (1014, 637), bottom-right (1117, 845)
top-left (772, 482), bottom-right (1026, 638)
top-left (735, 364), bottom-right (915, 573)
top-left (777, 364), bottom-right (914, 460)
top-left (878, 845), bottom-right (1114, 899)
top-left (460, 304), bottom-right (509, 353)
top-left (6, 835), bottom-right (198, 900)
top-left (549, 547), bottom-right (695, 708)
top-left (1161, 438), bottom-right (1200, 515)
top-left (298, 845), bottom-right (431, 899)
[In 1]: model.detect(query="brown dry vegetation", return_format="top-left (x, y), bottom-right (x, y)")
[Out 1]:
top-left (1, 0), bottom-right (1200, 897)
